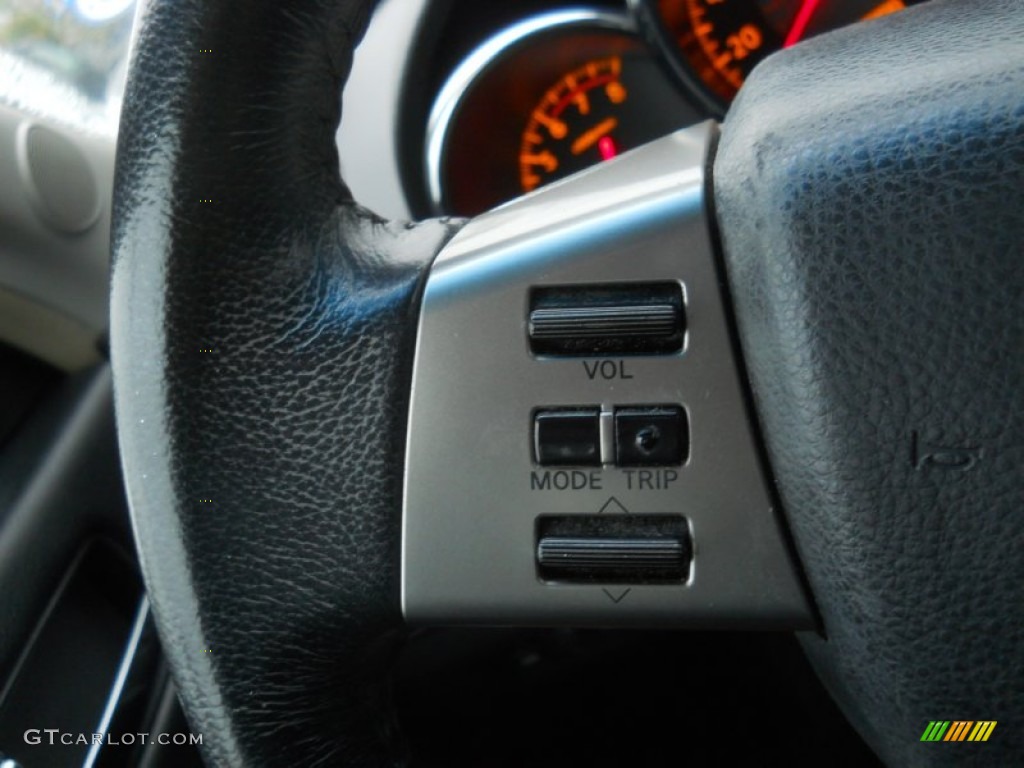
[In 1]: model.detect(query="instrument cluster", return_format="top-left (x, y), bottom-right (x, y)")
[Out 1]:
top-left (427, 1), bottom-right (922, 216)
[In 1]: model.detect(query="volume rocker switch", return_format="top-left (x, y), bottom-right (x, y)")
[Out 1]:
top-left (529, 282), bottom-right (684, 356)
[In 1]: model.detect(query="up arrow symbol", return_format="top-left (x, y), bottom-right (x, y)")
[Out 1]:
top-left (597, 496), bottom-right (629, 515)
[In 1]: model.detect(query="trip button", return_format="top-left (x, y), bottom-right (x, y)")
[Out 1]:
top-left (615, 406), bottom-right (688, 466)
top-left (534, 409), bottom-right (601, 466)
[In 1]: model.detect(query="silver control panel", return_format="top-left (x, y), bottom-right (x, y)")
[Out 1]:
top-left (403, 123), bottom-right (813, 627)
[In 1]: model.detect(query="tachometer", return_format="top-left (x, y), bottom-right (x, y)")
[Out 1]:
top-left (519, 56), bottom-right (629, 194)
top-left (426, 11), bottom-right (700, 216)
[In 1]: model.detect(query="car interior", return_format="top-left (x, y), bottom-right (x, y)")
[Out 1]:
top-left (0, 0), bottom-right (1020, 766)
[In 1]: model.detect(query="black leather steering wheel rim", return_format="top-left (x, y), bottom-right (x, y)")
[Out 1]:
top-left (111, 0), bottom-right (459, 764)
top-left (110, 0), bottom-right (1024, 765)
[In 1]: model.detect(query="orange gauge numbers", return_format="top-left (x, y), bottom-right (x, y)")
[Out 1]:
top-left (660, 0), bottom-right (915, 103)
top-left (684, 0), bottom-right (768, 95)
top-left (519, 57), bottom-right (629, 194)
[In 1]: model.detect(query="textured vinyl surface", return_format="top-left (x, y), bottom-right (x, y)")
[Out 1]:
top-left (715, 1), bottom-right (1024, 765)
top-left (110, 0), bottom-right (459, 765)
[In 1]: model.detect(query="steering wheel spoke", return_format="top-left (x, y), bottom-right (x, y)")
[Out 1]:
top-left (404, 123), bottom-right (812, 628)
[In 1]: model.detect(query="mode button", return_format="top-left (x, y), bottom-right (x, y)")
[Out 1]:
top-left (534, 409), bottom-right (601, 466)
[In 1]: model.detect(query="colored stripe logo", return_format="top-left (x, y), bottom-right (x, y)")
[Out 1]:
top-left (920, 721), bottom-right (997, 742)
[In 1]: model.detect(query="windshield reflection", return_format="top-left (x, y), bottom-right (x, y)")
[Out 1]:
top-left (0, 0), bottom-right (137, 134)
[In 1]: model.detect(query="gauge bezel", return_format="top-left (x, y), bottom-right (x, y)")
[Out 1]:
top-left (424, 9), bottom-right (637, 215)
top-left (628, 0), bottom-right (729, 117)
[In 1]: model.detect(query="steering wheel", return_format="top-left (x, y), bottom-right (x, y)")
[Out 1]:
top-left (110, 0), bottom-right (1024, 765)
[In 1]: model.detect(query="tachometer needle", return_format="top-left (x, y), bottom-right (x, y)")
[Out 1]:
top-left (598, 136), bottom-right (618, 161)
top-left (784, 0), bottom-right (821, 48)
top-left (571, 116), bottom-right (619, 156)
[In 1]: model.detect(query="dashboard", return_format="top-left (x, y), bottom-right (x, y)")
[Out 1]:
top-left (0, 0), bottom-right (926, 369)
top-left (398, 0), bottom-right (924, 217)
